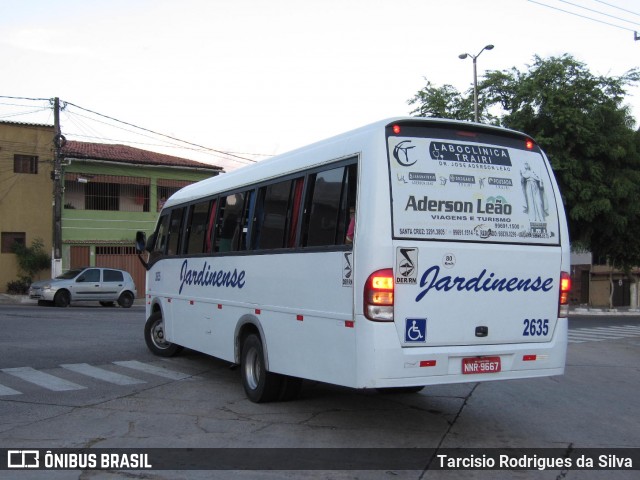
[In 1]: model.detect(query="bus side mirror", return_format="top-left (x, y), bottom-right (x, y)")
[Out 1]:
top-left (135, 231), bottom-right (147, 253)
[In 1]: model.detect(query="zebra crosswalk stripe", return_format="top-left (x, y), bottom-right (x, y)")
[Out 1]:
top-left (113, 360), bottom-right (191, 380)
top-left (568, 325), bottom-right (640, 343)
top-left (61, 363), bottom-right (146, 386)
top-left (1, 367), bottom-right (86, 392)
top-left (0, 384), bottom-right (21, 396)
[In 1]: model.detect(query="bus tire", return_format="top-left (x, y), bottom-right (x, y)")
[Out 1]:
top-left (241, 334), bottom-right (282, 403)
top-left (144, 311), bottom-right (182, 357)
top-left (54, 290), bottom-right (70, 308)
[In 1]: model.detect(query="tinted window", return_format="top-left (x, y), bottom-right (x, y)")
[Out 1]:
top-left (184, 201), bottom-right (212, 254)
top-left (167, 208), bottom-right (185, 255)
top-left (57, 269), bottom-right (84, 280)
top-left (215, 192), bottom-right (246, 252)
top-left (103, 269), bottom-right (124, 282)
top-left (78, 269), bottom-right (100, 282)
top-left (303, 167), bottom-right (345, 247)
top-left (254, 180), bottom-right (292, 249)
top-left (153, 214), bottom-right (170, 254)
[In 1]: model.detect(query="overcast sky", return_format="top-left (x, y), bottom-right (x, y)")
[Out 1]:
top-left (2, 0), bottom-right (639, 170)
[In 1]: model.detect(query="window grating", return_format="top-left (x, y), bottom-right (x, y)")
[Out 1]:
top-left (64, 175), bottom-right (150, 212)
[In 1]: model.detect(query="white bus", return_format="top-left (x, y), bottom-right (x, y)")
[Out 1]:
top-left (136, 117), bottom-right (571, 403)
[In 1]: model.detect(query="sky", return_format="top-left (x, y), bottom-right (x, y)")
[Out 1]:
top-left (1, 0), bottom-right (640, 171)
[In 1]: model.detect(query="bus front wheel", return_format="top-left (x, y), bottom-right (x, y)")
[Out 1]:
top-left (240, 334), bottom-right (282, 403)
top-left (144, 311), bottom-right (182, 357)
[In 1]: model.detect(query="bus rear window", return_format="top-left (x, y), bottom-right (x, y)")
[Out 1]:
top-left (387, 128), bottom-right (560, 245)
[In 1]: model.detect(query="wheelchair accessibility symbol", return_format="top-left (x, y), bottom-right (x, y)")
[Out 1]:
top-left (405, 318), bottom-right (427, 343)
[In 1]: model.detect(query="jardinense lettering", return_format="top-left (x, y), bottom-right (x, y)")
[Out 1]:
top-left (415, 265), bottom-right (553, 302)
top-left (179, 259), bottom-right (246, 294)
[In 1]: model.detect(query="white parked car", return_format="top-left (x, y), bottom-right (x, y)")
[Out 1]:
top-left (29, 267), bottom-right (137, 308)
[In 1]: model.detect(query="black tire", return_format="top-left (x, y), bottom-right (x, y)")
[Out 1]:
top-left (240, 334), bottom-right (283, 403)
top-left (54, 290), bottom-right (70, 308)
top-left (144, 311), bottom-right (182, 357)
top-left (376, 386), bottom-right (425, 394)
top-left (99, 301), bottom-right (115, 307)
top-left (117, 291), bottom-right (134, 308)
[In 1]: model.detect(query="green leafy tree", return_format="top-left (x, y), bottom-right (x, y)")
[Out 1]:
top-left (409, 55), bottom-right (640, 272)
top-left (11, 238), bottom-right (51, 284)
top-left (408, 81), bottom-right (474, 120)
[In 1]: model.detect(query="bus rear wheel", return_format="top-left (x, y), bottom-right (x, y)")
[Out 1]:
top-left (144, 311), bottom-right (182, 357)
top-left (241, 334), bottom-right (283, 403)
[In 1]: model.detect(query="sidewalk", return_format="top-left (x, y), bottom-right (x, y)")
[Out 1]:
top-left (0, 294), bottom-right (146, 306)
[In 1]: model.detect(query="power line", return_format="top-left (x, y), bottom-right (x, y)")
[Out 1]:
top-left (593, 0), bottom-right (640, 18)
top-left (556, 0), bottom-right (640, 27)
top-left (60, 107), bottom-right (264, 165)
top-left (528, 0), bottom-right (640, 33)
top-left (0, 96), bottom-right (271, 166)
top-left (63, 100), bottom-right (258, 164)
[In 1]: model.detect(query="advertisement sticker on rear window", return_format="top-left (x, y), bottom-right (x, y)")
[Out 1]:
top-left (388, 136), bottom-right (560, 245)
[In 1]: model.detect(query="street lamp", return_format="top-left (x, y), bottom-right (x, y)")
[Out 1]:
top-left (458, 44), bottom-right (494, 123)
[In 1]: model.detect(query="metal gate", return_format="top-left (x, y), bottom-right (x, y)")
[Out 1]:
top-left (70, 246), bottom-right (90, 269)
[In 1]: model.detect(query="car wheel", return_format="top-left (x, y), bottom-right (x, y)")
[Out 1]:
top-left (144, 311), bottom-right (182, 357)
top-left (117, 291), bottom-right (134, 308)
top-left (241, 333), bottom-right (283, 403)
top-left (54, 290), bottom-right (70, 308)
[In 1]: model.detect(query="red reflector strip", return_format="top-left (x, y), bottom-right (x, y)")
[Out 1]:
top-left (420, 360), bottom-right (437, 367)
top-left (217, 304), bottom-right (222, 309)
top-left (523, 355), bottom-right (537, 361)
top-left (296, 315), bottom-right (304, 321)
top-left (189, 300), bottom-right (194, 305)
top-left (167, 298), bottom-right (172, 303)
top-left (345, 320), bottom-right (355, 328)
top-left (255, 309), bottom-right (261, 315)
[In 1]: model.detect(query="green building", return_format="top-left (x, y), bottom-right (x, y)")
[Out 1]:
top-left (60, 141), bottom-right (222, 295)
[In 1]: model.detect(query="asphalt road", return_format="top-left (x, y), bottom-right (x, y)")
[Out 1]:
top-left (1, 304), bottom-right (639, 480)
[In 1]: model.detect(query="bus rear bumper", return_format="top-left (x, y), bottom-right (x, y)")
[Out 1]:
top-left (357, 318), bottom-right (568, 389)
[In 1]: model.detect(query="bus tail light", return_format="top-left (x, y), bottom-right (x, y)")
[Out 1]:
top-left (558, 271), bottom-right (571, 318)
top-left (364, 269), bottom-right (394, 321)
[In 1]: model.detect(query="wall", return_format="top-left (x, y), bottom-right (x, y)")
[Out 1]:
top-left (0, 122), bottom-right (54, 291)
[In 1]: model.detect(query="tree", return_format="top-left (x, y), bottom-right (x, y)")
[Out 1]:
top-left (409, 55), bottom-right (640, 271)
top-left (408, 81), bottom-right (475, 121)
top-left (9, 238), bottom-right (51, 293)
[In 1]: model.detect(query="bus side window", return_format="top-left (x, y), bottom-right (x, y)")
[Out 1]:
top-left (167, 207), bottom-right (185, 256)
top-left (340, 164), bottom-right (358, 245)
top-left (153, 213), bottom-right (170, 257)
top-left (215, 192), bottom-right (245, 252)
top-left (287, 178), bottom-right (304, 248)
top-left (204, 198), bottom-right (218, 253)
top-left (184, 200), bottom-right (212, 255)
top-left (239, 190), bottom-right (255, 251)
top-left (302, 166), bottom-right (346, 247)
top-left (254, 179), bottom-right (293, 250)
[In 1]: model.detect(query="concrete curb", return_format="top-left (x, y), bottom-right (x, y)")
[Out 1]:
top-left (0, 294), bottom-right (146, 306)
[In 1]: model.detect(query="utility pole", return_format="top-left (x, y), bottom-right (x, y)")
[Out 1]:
top-left (52, 97), bottom-right (66, 277)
